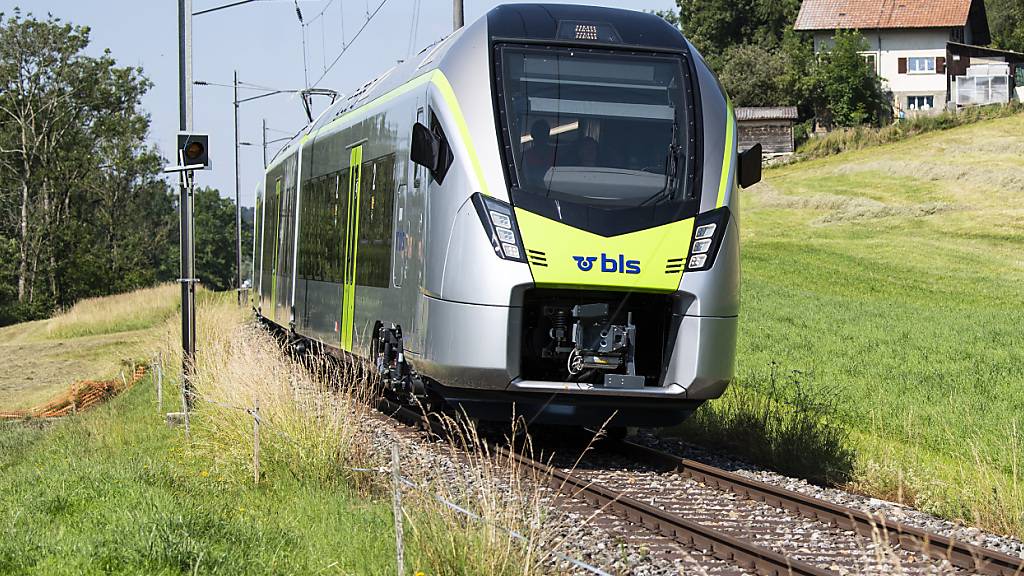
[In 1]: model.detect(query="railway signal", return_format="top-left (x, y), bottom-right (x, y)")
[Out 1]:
top-left (177, 132), bottom-right (210, 169)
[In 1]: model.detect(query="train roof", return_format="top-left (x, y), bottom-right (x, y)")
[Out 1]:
top-left (486, 4), bottom-right (687, 50)
top-left (267, 4), bottom-right (688, 168)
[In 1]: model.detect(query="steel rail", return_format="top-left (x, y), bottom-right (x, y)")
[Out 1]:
top-left (378, 398), bottom-right (833, 576)
top-left (618, 439), bottom-right (1024, 576)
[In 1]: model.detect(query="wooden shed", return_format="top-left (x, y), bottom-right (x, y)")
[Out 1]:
top-left (736, 107), bottom-right (799, 156)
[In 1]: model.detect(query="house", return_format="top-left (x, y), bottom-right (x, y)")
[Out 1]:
top-left (794, 0), bottom-right (997, 116)
top-left (735, 107), bottom-right (799, 156)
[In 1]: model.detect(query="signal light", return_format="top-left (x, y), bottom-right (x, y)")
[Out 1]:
top-left (177, 133), bottom-right (210, 169)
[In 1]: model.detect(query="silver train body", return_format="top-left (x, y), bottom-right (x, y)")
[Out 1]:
top-left (252, 4), bottom-right (757, 427)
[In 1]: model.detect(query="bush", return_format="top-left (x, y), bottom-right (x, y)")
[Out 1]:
top-left (796, 102), bottom-right (1024, 161)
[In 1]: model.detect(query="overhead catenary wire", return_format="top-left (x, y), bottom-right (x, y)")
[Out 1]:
top-left (312, 0), bottom-right (390, 89)
top-left (194, 79), bottom-right (301, 92)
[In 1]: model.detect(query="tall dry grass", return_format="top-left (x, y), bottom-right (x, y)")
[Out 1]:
top-left (403, 414), bottom-right (572, 575)
top-left (160, 297), bottom-right (375, 488)
top-left (48, 283), bottom-right (180, 339)
top-left (159, 297), bottom-right (578, 574)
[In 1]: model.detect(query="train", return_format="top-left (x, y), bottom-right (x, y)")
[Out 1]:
top-left (251, 3), bottom-right (762, 429)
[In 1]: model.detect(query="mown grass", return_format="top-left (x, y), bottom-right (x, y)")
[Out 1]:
top-left (679, 112), bottom-right (1024, 537)
top-left (0, 284), bottom-right (183, 411)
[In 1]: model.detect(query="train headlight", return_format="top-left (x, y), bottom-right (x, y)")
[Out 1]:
top-left (489, 211), bottom-right (512, 229)
top-left (471, 192), bottom-right (526, 263)
top-left (694, 223), bottom-right (716, 240)
top-left (495, 227), bottom-right (516, 244)
top-left (686, 207), bottom-right (730, 271)
top-left (691, 239), bottom-right (712, 254)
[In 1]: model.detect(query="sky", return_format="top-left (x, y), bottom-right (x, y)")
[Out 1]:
top-left (4, 0), bottom-right (678, 207)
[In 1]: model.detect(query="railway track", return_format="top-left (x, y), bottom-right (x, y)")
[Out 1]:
top-left (376, 396), bottom-right (1024, 576)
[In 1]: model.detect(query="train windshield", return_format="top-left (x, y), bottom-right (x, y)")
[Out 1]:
top-left (498, 46), bottom-right (688, 209)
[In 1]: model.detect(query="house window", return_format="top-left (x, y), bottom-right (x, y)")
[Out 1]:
top-left (862, 53), bottom-right (877, 74)
top-left (908, 57), bottom-right (935, 73)
top-left (907, 95), bottom-right (934, 110)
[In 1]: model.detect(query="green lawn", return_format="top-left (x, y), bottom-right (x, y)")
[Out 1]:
top-left (0, 290), bottom-right (540, 575)
top-left (684, 113), bottom-right (1024, 536)
top-left (0, 381), bottom-right (401, 575)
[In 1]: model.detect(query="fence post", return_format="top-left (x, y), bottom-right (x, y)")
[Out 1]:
top-left (252, 400), bottom-right (260, 485)
top-left (156, 353), bottom-right (164, 414)
top-left (181, 379), bottom-right (191, 442)
top-left (392, 443), bottom-right (404, 576)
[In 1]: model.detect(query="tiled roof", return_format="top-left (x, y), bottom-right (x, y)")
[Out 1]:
top-left (794, 0), bottom-right (973, 30)
top-left (735, 107), bottom-right (799, 121)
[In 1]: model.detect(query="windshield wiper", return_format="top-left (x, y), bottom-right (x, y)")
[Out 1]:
top-left (639, 123), bottom-right (681, 207)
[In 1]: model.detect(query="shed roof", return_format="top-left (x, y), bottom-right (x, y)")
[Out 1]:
top-left (794, 0), bottom-right (972, 31)
top-left (735, 107), bottom-right (799, 121)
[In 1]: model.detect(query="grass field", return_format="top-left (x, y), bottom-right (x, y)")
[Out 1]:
top-left (0, 290), bottom-right (546, 575)
top-left (0, 284), bottom-right (180, 411)
top-left (679, 112), bottom-right (1024, 536)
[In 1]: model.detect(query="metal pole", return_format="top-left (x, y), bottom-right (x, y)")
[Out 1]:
top-left (178, 0), bottom-right (196, 410)
top-left (262, 118), bottom-right (267, 168)
top-left (453, 0), bottom-right (464, 31)
top-left (234, 70), bottom-right (243, 306)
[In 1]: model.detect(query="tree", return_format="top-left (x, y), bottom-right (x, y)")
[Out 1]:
top-left (0, 11), bottom-right (177, 324)
top-left (809, 30), bottom-right (889, 128)
top-left (716, 31), bottom-right (815, 110)
top-left (987, 0), bottom-right (1024, 53)
top-left (192, 187), bottom-right (238, 292)
top-left (671, 0), bottom-right (801, 66)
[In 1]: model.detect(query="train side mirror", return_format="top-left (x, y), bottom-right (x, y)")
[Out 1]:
top-left (737, 143), bottom-right (762, 188)
top-left (411, 122), bottom-right (440, 173)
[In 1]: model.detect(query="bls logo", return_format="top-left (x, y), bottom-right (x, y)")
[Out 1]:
top-left (572, 254), bottom-right (641, 275)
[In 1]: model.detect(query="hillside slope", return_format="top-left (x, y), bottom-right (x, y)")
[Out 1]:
top-left (732, 113), bottom-right (1024, 533)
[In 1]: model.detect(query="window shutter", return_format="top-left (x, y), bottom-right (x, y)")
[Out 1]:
top-left (898, 57), bottom-right (907, 74)
top-left (936, 57), bottom-right (946, 74)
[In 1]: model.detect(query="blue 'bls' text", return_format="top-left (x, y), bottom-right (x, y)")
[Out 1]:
top-left (572, 254), bottom-right (641, 275)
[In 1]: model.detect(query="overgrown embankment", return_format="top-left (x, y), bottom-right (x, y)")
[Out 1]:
top-left (794, 103), bottom-right (1024, 161)
top-left (677, 112), bottom-right (1024, 538)
top-left (0, 289), bottom-right (557, 574)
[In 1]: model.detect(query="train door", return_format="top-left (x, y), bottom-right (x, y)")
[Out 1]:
top-left (393, 105), bottom-right (424, 289)
top-left (253, 190), bottom-right (263, 309)
top-left (340, 144), bottom-right (363, 351)
top-left (270, 177), bottom-right (282, 323)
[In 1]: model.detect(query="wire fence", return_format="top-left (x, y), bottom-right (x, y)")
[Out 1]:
top-left (149, 353), bottom-right (611, 576)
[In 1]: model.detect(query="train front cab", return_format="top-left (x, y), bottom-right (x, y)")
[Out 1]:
top-left (414, 5), bottom-right (762, 428)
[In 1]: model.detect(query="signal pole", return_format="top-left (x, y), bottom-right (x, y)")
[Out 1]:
top-left (178, 0), bottom-right (196, 409)
top-left (234, 70), bottom-right (242, 306)
top-left (453, 0), bottom-right (463, 30)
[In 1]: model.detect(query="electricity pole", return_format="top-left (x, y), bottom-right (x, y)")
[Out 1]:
top-left (233, 70), bottom-right (242, 306)
top-left (453, 0), bottom-right (463, 30)
top-left (262, 118), bottom-right (267, 168)
top-left (178, 0), bottom-right (196, 409)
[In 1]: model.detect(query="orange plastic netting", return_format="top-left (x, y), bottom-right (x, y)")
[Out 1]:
top-left (0, 364), bottom-right (147, 420)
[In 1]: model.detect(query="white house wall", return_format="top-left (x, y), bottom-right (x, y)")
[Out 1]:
top-left (814, 28), bottom-right (951, 115)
